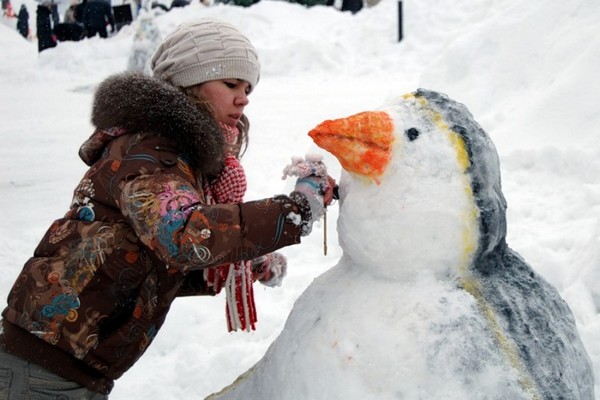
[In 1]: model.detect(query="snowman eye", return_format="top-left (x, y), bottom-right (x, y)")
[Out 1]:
top-left (405, 128), bottom-right (420, 141)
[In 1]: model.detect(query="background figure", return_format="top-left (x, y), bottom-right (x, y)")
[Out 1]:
top-left (341, 0), bottom-right (362, 13)
top-left (49, 0), bottom-right (59, 26)
top-left (169, 0), bottom-right (189, 9)
top-left (36, 1), bottom-right (57, 52)
top-left (2, 0), bottom-right (16, 16)
top-left (16, 4), bottom-right (29, 38)
top-left (73, 0), bottom-right (86, 23)
top-left (56, 0), bottom-right (84, 41)
top-left (63, 1), bottom-right (76, 22)
top-left (83, 0), bottom-right (114, 38)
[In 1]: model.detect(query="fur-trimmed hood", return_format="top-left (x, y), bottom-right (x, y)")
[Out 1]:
top-left (80, 72), bottom-right (224, 177)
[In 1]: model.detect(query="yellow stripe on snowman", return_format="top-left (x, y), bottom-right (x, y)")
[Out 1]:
top-left (410, 93), bottom-right (541, 400)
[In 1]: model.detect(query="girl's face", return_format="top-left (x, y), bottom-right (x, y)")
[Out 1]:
top-left (191, 79), bottom-right (251, 127)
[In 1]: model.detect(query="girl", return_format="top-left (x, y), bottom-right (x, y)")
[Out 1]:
top-left (0, 18), bottom-right (334, 398)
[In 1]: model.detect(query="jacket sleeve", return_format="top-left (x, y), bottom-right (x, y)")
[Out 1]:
top-left (117, 168), bottom-right (304, 274)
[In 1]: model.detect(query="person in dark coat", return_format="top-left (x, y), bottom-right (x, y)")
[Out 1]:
top-left (16, 4), bottom-right (29, 38)
top-left (74, 0), bottom-right (86, 23)
top-left (83, 0), bottom-right (115, 38)
top-left (341, 0), bottom-right (362, 13)
top-left (55, 1), bottom-right (84, 41)
top-left (50, 1), bottom-right (59, 26)
top-left (169, 0), bottom-right (189, 9)
top-left (36, 2), bottom-right (57, 52)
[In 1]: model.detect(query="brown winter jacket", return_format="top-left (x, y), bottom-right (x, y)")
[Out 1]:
top-left (0, 73), bottom-right (308, 394)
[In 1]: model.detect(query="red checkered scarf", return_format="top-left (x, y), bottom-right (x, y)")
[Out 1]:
top-left (203, 123), bottom-right (257, 332)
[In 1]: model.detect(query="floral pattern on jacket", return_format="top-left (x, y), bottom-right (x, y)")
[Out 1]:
top-left (1, 73), bottom-right (305, 389)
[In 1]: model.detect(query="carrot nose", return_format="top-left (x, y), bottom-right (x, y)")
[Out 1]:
top-left (308, 111), bottom-right (395, 182)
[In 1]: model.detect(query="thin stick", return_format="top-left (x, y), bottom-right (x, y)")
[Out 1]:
top-left (323, 209), bottom-right (328, 256)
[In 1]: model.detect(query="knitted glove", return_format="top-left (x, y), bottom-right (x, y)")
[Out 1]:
top-left (251, 252), bottom-right (288, 288)
top-left (293, 175), bottom-right (327, 220)
top-left (283, 154), bottom-right (334, 236)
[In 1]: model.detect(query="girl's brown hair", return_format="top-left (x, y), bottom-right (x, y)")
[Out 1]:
top-left (181, 86), bottom-right (249, 159)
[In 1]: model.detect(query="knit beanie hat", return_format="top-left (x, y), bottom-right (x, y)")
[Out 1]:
top-left (151, 18), bottom-right (260, 91)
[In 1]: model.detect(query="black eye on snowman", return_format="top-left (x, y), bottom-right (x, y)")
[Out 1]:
top-left (405, 128), bottom-right (420, 141)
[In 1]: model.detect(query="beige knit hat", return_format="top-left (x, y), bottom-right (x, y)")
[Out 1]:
top-left (151, 18), bottom-right (260, 91)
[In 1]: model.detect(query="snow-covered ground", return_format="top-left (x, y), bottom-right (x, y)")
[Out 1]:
top-left (0, 0), bottom-right (598, 398)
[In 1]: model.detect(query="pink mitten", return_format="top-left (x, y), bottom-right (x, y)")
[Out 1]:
top-left (252, 252), bottom-right (288, 287)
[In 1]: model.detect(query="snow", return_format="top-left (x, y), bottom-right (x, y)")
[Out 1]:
top-left (0, 0), bottom-right (599, 398)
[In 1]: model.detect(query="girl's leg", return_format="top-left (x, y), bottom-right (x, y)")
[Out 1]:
top-left (0, 345), bottom-right (29, 400)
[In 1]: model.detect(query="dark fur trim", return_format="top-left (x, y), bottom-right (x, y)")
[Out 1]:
top-left (92, 72), bottom-right (224, 177)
